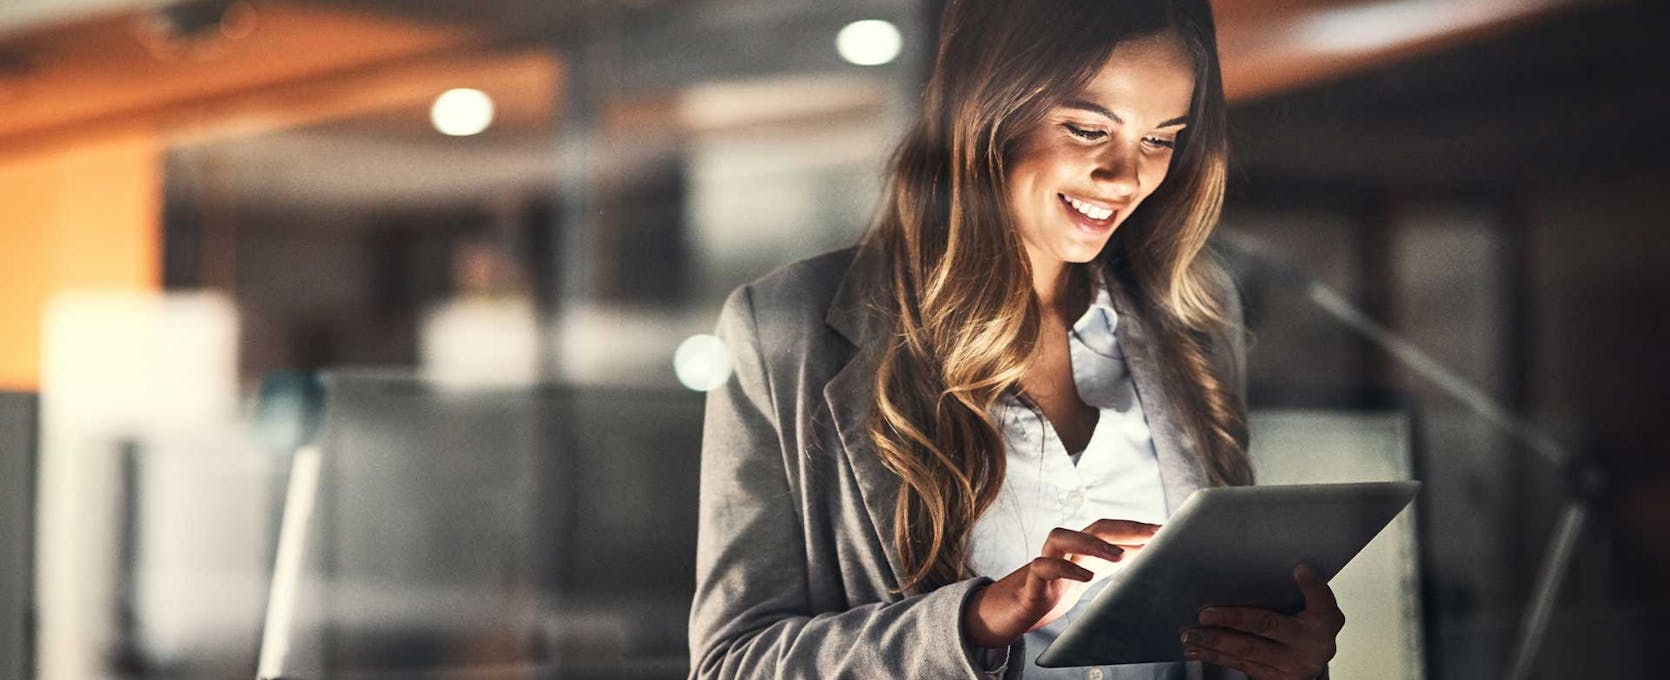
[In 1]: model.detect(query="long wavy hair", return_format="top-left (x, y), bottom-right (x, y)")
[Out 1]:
top-left (864, 0), bottom-right (1253, 596)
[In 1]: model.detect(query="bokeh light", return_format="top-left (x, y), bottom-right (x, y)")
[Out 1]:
top-left (674, 334), bottom-right (732, 392)
top-left (836, 19), bottom-right (902, 66)
top-left (429, 88), bottom-right (495, 137)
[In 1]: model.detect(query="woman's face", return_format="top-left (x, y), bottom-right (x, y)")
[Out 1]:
top-left (1005, 31), bottom-right (1197, 270)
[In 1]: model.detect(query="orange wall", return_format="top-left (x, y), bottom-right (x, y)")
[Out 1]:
top-left (0, 129), bottom-right (162, 391)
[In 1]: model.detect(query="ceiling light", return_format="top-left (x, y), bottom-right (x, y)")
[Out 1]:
top-left (836, 19), bottom-right (902, 66)
top-left (430, 88), bottom-right (495, 137)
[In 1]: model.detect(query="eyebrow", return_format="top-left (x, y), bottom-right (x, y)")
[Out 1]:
top-left (1063, 99), bottom-right (1189, 128)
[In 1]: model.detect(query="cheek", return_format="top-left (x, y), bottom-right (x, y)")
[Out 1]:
top-left (1136, 159), bottom-right (1174, 201)
top-left (1004, 164), bottom-right (1037, 216)
top-left (1005, 143), bottom-right (1062, 213)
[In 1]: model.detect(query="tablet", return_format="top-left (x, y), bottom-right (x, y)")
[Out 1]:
top-left (1035, 481), bottom-right (1420, 668)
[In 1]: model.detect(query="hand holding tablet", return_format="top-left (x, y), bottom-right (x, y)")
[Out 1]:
top-left (1180, 562), bottom-right (1346, 678)
top-left (1035, 481), bottom-right (1420, 669)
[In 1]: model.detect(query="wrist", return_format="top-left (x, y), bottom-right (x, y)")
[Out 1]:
top-left (961, 579), bottom-right (1015, 649)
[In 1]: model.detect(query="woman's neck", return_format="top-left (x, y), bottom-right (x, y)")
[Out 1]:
top-left (1030, 258), bottom-right (1088, 322)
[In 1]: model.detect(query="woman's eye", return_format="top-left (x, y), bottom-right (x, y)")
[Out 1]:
top-left (1064, 124), bottom-right (1107, 142)
top-left (1142, 136), bottom-right (1177, 150)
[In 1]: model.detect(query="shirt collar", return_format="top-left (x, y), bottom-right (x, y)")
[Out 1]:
top-left (1070, 266), bottom-right (1121, 357)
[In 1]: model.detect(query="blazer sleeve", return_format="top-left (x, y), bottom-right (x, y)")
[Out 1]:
top-left (688, 284), bottom-right (1023, 680)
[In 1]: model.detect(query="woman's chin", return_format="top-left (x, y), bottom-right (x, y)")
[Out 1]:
top-left (1056, 235), bottom-right (1111, 263)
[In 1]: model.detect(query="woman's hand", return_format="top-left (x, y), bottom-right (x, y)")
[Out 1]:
top-left (962, 519), bottom-right (1160, 648)
top-left (1180, 564), bottom-right (1345, 680)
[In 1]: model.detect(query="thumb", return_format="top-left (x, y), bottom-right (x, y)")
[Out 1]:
top-left (1294, 563), bottom-right (1338, 614)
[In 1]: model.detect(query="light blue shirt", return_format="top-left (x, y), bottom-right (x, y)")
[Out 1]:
top-left (969, 269), bottom-right (1185, 680)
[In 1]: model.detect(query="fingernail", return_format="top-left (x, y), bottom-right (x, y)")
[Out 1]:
top-left (1181, 631), bottom-right (1201, 645)
top-left (1198, 608), bottom-right (1220, 625)
top-left (1184, 647), bottom-right (1201, 660)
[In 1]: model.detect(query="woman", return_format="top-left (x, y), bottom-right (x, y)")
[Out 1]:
top-left (688, 1), bottom-right (1345, 678)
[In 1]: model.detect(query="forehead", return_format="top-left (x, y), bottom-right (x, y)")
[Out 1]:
top-left (1075, 32), bottom-right (1196, 120)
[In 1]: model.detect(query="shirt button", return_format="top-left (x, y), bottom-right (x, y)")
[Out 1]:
top-left (1068, 489), bottom-right (1087, 511)
top-left (1087, 668), bottom-right (1106, 680)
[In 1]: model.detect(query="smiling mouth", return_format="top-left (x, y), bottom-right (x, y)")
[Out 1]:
top-left (1059, 193), bottom-right (1118, 229)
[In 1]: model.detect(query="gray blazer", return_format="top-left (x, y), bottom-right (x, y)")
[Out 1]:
top-left (688, 244), bottom-right (1250, 679)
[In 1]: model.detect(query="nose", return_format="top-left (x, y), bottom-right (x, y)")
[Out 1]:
top-left (1089, 140), bottom-right (1141, 202)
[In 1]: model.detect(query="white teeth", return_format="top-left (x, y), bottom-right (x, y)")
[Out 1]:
top-left (1065, 195), bottom-right (1114, 221)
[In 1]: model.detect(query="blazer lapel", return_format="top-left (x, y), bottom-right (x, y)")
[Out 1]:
top-left (1107, 272), bottom-right (1211, 516)
top-left (822, 245), bottom-right (910, 589)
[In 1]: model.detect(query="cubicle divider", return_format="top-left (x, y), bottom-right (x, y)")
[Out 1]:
top-left (260, 372), bottom-right (706, 679)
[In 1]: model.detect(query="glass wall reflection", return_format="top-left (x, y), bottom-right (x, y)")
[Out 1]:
top-left (0, 0), bottom-right (1664, 678)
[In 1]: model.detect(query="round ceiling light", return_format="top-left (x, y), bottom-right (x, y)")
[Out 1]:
top-left (430, 88), bottom-right (496, 137)
top-left (836, 19), bottom-right (902, 66)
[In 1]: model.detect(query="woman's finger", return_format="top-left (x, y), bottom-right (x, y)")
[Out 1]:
top-left (1197, 607), bottom-right (1307, 649)
top-left (1081, 518), bottom-right (1161, 545)
top-left (1182, 627), bottom-right (1307, 676)
top-left (1016, 557), bottom-right (1093, 611)
top-left (1040, 527), bottom-right (1126, 563)
top-left (1025, 556), bottom-right (1094, 585)
top-left (1181, 641), bottom-right (1289, 680)
top-left (1294, 564), bottom-right (1346, 633)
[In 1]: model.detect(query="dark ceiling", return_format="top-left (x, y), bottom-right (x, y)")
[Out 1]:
top-left (314, 0), bottom-right (1670, 191)
top-left (329, 0), bottom-right (1667, 190)
top-left (1228, 0), bottom-right (1670, 190)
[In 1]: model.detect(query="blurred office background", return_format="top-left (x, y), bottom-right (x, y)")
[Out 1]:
top-left (0, 0), bottom-right (1664, 678)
